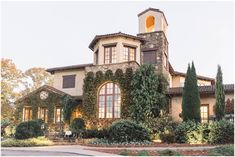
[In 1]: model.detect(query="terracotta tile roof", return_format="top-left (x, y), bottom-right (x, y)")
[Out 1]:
top-left (89, 32), bottom-right (145, 50)
top-left (46, 63), bottom-right (93, 73)
top-left (137, 8), bottom-right (168, 25)
top-left (168, 84), bottom-right (234, 96)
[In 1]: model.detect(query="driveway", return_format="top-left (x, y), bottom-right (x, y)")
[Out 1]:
top-left (1, 145), bottom-right (119, 156)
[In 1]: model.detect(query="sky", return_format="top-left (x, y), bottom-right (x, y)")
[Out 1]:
top-left (2, 1), bottom-right (234, 84)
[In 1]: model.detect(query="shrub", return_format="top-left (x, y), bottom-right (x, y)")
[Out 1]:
top-left (15, 120), bottom-right (44, 139)
top-left (119, 149), bottom-right (132, 156)
top-left (1, 136), bottom-right (53, 147)
top-left (174, 121), bottom-right (197, 143)
top-left (160, 132), bottom-right (175, 143)
top-left (208, 120), bottom-right (234, 144)
top-left (108, 120), bottom-right (150, 143)
top-left (186, 123), bottom-right (210, 144)
top-left (70, 118), bottom-right (85, 137)
top-left (208, 145), bottom-right (234, 156)
top-left (145, 117), bottom-right (178, 136)
top-left (136, 150), bottom-right (149, 156)
top-left (82, 128), bottom-right (108, 139)
top-left (158, 149), bottom-right (180, 156)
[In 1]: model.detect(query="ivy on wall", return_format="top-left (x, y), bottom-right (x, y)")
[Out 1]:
top-left (81, 68), bottom-right (134, 125)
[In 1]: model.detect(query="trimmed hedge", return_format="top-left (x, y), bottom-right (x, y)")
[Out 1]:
top-left (82, 128), bottom-right (108, 139)
top-left (15, 120), bottom-right (44, 139)
top-left (108, 119), bottom-right (150, 142)
top-left (208, 145), bottom-right (234, 156)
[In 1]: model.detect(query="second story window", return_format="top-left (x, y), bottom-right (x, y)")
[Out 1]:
top-left (62, 75), bottom-right (76, 88)
top-left (95, 50), bottom-right (99, 64)
top-left (123, 46), bottom-right (136, 62)
top-left (104, 46), bottom-right (116, 64)
top-left (143, 51), bottom-right (156, 64)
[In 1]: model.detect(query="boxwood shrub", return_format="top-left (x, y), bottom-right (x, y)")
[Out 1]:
top-left (81, 128), bottom-right (108, 139)
top-left (108, 119), bottom-right (150, 142)
top-left (15, 120), bottom-right (44, 139)
top-left (208, 120), bottom-right (234, 144)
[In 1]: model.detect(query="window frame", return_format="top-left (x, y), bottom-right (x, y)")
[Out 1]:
top-left (104, 45), bottom-right (117, 64)
top-left (62, 75), bottom-right (76, 89)
top-left (38, 107), bottom-right (48, 123)
top-left (123, 45), bottom-right (136, 62)
top-left (98, 82), bottom-right (121, 119)
top-left (55, 106), bottom-right (63, 123)
top-left (23, 106), bottom-right (32, 121)
top-left (200, 104), bottom-right (209, 123)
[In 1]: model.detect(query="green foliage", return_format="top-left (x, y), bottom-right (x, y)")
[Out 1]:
top-left (186, 123), bottom-right (210, 144)
top-left (70, 118), bottom-right (86, 137)
top-left (144, 116), bottom-right (177, 136)
top-left (82, 72), bottom-right (96, 120)
top-left (208, 120), bottom-right (234, 144)
top-left (15, 120), bottom-right (44, 139)
top-left (108, 119), bottom-right (150, 143)
top-left (119, 149), bottom-right (132, 156)
top-left (81, 128), bottom-right (108, 139)
top-left (62, 95), bottom-right (78, 123)
top-left (182, 62), bottom-right (201, 122)
top-left (89, 138), bottom-right (152, 146)
top-left (160, 132), bottom-right (175, 143)
top-left (208, 145), bottom-right (234, 156)
top-left (136, 150), bottom-right (149, 156)
top-left (130, 64), bottom-right (168, 123)
top-left (158, 149), bottom-right (181, 156)
top-left (1, 136), bottom-right (53, 147)
top-left (215, 65), bottom-right (225, 120)
top-left (82, 68), bottom-right (134, 123)
top-left (174, 121), bottom-right (198, 143)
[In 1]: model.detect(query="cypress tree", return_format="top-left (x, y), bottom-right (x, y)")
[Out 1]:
top-left (182, 62), bottom-right (201, 122)
top-left (215, 65), bottom-right (225, 120)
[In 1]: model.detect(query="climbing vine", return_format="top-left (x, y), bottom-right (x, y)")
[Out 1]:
top-left (82, 68), bottom-right (134, 124)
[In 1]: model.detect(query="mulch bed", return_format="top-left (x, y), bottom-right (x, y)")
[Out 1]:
top-left (88, 149), bottom-right (209, 156)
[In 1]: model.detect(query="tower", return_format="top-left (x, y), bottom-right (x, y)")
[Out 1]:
top-left (137, 8), bottom-right (171, 84)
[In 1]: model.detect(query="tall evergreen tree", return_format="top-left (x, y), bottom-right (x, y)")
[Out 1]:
top-left (182, 62), bottom-right (201, 122)
top-left (130, 64), bottom-right (168, 123)
top-left (215, 65), bottom-right (225, 120)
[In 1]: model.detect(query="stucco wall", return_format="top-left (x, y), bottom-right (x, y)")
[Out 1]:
top-left (53, 69), bottom-right (85, 96)
top-left (170, 93), bottom-right (234, 122)
top-left (171, 76), bottom-right (212, 87)
top-left (93, 37), bottom-right (141, 65)
top-left (138, 10), bottom-right (167, 34)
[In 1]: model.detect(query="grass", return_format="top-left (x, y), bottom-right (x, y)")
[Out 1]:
top-left (136, 150), bottom-right (149, 156)
top-left (1, 136), bottom-right (54, 147)
top-left (207, 145), bottom-right (234, 156)
top-left (119, 149), bottom-right (132, 156)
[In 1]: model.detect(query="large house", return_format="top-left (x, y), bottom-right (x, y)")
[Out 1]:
top-left (16, 8), bottom-right (234, 131)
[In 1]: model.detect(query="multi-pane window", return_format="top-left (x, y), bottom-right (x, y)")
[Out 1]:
top-left (123, 46), bottom-right (136, 62)
top-left (38, 107), bottom-right (48, 123)
top-left (62, 75), bottom-right (76, 88)
top-left (55, 107), bottom-right (63, 123)
top-left (23, 107), bottom-right (32, 121)
top-left (201, 104), bottom-right (209, 123)
top-left (104, 46), bottom-right (116, 64)
top-left (98, 83), bottom-right (121, 118)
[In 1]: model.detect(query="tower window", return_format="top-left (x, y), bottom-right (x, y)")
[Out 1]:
top-left (123, 46), bottom-right (136, 62)
top-left (143, 51), bottom-right (156, 64)
top-left (146, 16), bottom-right (155, 32)
top-left (104, 46), bottom-right (116, 64)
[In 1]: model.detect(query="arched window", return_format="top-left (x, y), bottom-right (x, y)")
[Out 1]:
top-left (146, 16), bottom-right (155, 32)
top-left (98, 82), bottom-right (121, 118)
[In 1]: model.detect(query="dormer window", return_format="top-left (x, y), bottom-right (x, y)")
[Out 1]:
top-left (104, 45), bottom-right (117, 64)
top-left (123, 46), bottom-right (136, 62)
